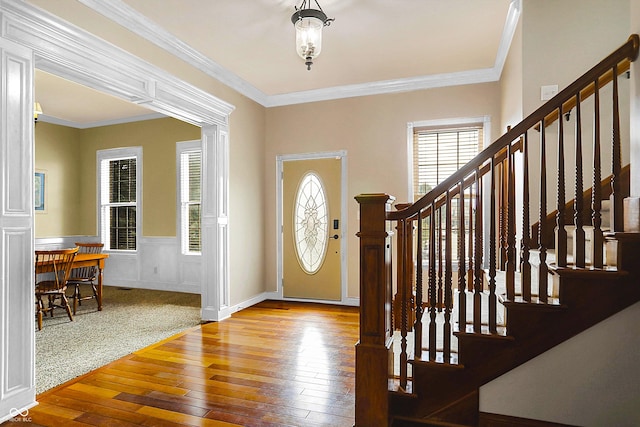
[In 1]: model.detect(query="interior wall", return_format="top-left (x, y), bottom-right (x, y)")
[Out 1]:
top-left (480, 302), bottom-right (640, 426)
top-left (521, 0), bottom-right (631, 232)
top-left (35, 117), bottom-right (200, 238)
top-left (265, 83), bottom-right (502, 299)
top-left (34, 122), bottom-right (82, 237)
top-left (500, 15), bottom-right (523, 132)
top-left (76, 117), bottom-right (200, 237)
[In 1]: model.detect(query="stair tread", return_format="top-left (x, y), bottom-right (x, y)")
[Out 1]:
top-left (389, 378), bottom-right (415, 396)
top-left (499, 293), bottom-right (564, 307)
top-left (454, 323), bottom-right (513, 340)
top-left (411, 351), bottom-right (464, 368)
top-left (549, 264), bottom-right (626, 278)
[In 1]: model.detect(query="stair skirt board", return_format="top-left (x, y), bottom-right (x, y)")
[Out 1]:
top-left (478, 412), bottom-right (579, 427)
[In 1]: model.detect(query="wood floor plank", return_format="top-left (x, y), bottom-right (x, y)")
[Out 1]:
top-left (6, 301), bottom-right (358, 427)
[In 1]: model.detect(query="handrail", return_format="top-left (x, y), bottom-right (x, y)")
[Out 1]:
top-left (388, 34), bottom-right (639, 221)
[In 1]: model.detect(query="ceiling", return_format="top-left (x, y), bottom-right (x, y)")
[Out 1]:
top-left (28, 0), bottom-right (517, 128)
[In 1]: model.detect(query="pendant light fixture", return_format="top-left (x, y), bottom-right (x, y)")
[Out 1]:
top-left (291, 0), bottom-right (334, 70)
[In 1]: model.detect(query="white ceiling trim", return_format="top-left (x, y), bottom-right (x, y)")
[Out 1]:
top-left (1, 0), bottom-right (235, 127)
top-left (38, 112), bottom-right (166, 129)
top-left (77, 0), bottom-right (270, 106)
top-left (266, 67), bottom-right (501, 107)
top-left (78, 0), bottom-right (521, 108)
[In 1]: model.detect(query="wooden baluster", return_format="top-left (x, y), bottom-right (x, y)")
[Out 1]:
top-left (467, 185), bottom-right (474, 291)
top-left (539, 119), bottom-right (549, 303)
top-left (489, 158), bottom-right (498, 333)
top-left (505, 142), bottom-right (516, 301)
top-left (437, 207), bottom-right (443, 311)
top-left (499, 161), bottom-right (508, 270)
top-left (556, 106), bottom-right (567, 267)
top-left (473, 169), bottom-right (483, 332)
top-left (573, 94), bottom-right (586, 268)
top-left (458, 178), bottom-right (467, 334)
top-left (428, 203), bottom-right (437, 361)
top-left (444, 191), bottom-right (453, 361)
top-left (521, 133), bottom-right (532, 301)
top-left (610, 64), bottom-right (623, 232)
top-left (398, 219), bottom-right (408, 388)
top-left (414, 210), bottom-right (424, 359)
top-left (592, 79), bottom-right (604, 268)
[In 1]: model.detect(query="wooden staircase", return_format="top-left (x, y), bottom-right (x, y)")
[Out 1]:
top-left (354, 35), bottom-right (640, 426)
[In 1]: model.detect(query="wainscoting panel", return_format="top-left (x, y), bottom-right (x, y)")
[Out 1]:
top-left (34, 236), bottom-right (201, 294)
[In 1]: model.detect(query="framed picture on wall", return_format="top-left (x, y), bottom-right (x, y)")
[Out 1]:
top-left (35, 170), bottom-right (46, 213)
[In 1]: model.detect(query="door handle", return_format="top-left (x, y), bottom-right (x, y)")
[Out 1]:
top-left (331, 234), bottom-right (339, 240)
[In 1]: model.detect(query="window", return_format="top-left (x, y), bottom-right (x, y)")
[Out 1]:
top-left (412, 123), bottom-right (484, 201)
top-left (98, 147), bottom-right (142, 251)
top-left (177, 141), bottom-right (202, 254)
top-left (293, 171), bottom-right (328, 274)
top-left (409, 118), bottom-right (488, 263)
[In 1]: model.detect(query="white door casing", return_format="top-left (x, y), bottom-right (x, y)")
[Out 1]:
top-left (276, 151), bottom-right (350, 304)
top-left (0, 1), bottom-right (234, 420)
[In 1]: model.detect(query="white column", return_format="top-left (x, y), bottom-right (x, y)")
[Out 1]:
top-left (200, 125), bottom-right (230, 321)
top-left (0, 37), bottom-right (36, 422)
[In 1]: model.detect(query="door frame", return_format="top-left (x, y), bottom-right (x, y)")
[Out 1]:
top-left (276, 151), bottom-right (349, 304)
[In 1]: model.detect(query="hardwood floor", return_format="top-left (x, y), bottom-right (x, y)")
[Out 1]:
top-left (8, 301), bottom-right (359, 427)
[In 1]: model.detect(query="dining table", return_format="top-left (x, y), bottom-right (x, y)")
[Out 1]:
top-left (36, 252), bottom-right (110, 311)
top-left (71, 253), bottom-right (109, 311)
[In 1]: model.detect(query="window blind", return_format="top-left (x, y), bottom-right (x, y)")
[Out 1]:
top-left (180, 150), bottom-right (201, 253)
top-left (100, 157), bottom-right (137, 250)
top-left (413, 125), bottom-right (483, 200)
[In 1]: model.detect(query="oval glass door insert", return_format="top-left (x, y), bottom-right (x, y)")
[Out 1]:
top-left (293, 171), bottom-right (328, 274)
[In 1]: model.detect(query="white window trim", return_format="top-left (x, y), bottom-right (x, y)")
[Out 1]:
top-left (406, 116), bottom-right (490, 202)
top-left (176, 140), bottom-right (202, 256)
top-left (97, 146), bottom-right (143, 252)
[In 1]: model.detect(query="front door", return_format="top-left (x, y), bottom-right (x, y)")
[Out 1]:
top-left (282, 158), bottom-right (341, 300)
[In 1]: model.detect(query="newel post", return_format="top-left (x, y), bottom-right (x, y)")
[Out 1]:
top-left (355, 193), bottom-right (394, 427)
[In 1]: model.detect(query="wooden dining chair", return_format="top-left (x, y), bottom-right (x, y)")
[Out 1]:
top-left (35, 247), bottom-right (79, 330)
top-left (67, 242), bottom-right (104, 315)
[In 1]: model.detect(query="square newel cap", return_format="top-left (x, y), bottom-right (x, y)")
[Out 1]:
top-left (354, 193), bottom-right (395, 204)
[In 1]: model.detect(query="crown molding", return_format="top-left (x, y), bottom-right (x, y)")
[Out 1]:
top-left (38, 112), bottom-right (166, 129)
top-left (77, 0), bottom-right (270, 106)
top-left (0, 0), bottom-right (234, 127)
top-left (78, 0), bottom-right (521, 108)
top-left (265, 67), bottom-right (501, 107)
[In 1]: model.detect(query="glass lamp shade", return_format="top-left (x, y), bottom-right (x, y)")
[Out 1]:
top-left (295, 16), bottom-right (323, 60)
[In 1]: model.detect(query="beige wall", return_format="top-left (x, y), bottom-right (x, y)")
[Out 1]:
top-left (35, 110), bottom-right (266, 306)
top-left (500, 17), bottom-right (523, 131)
top-left (266, 83), bottom-right (502, 298)
top-left (520, 0), bottom-right (630, 230)
top-left (35, 118), bottom-right (200, 238)
top-left (34, 122), bottom-right (82, 237)
top-left (77, 118), bottom-right (200, 237)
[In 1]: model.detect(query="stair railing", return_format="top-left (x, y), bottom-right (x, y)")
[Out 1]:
top-left (354, 34), bottom-right (639, 427)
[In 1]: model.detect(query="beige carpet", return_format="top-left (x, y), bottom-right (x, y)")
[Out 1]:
top-left (35, 286), bottom-right (201, 394)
